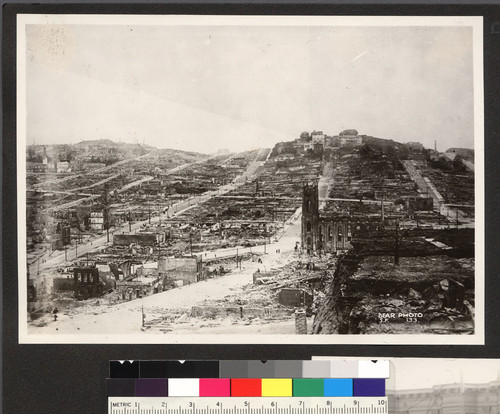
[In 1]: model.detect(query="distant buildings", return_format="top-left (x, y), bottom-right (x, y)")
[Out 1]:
top-left (388, 382), bottom-right (500, 414)
top-left (56, 161), bottom-right (71, 173)
top-left (89, 212), bottom-right (104, 231)
top-left (26, 162), bottom-right (48, 173)
top-left (275, 128), bottom-right (372, 154)
top-left (407, 141), bottom-right (424, 151)
top-left (311, 131), bottom-right (326, 145)
top-left (113, 233), bottom-right (165, 246)
top-left (304, 142), bottom-right (314, 151)
top-left (158, 256), bottom-right (203, 286)
top-left (339, 129), bottom-right (362, 147)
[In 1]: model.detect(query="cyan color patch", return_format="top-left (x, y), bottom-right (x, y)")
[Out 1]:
top-left (324, 378), bottom-right (353, 396)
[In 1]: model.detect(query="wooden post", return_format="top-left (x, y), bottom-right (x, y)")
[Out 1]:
top-left (295, 309), bottom-right (307, 334)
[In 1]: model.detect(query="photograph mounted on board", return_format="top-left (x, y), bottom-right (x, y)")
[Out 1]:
top-left (313, 356), bottom-right (500, 413)
top-left (17, 14), bottom-right (484, 344)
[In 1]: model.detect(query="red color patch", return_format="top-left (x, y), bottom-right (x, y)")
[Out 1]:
top-left (231, 378), bottom-right (262, 397)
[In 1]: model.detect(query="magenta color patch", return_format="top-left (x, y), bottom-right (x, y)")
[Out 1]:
top-left (199, 378), bottom-right (230, 397)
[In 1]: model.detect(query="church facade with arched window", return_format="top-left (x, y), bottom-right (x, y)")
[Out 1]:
top-left (301, 182), bottom-right (382, 254)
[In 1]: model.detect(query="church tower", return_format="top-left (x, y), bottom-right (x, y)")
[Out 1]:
top-left (301, 182), bottom-right (320, 253)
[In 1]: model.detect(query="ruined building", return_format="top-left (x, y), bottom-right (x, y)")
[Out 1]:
top-left (301, 182), bottom-right (385, 254)
top-left (301, 183), bottom-right (353, 253)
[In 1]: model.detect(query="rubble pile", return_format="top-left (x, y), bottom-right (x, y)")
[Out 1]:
top-left (423, 164), bottom-right (475, 206)
top-left (312, 233), bottom-right (475, 335)
top-left (231, 153), bottom-right (323, 198)
top-left (329, 144), bottom-right (418, 200)
top-left (198, 253), bottom-right (336, 321)
top-left (160, 151), bottom-right (258, 194)
top-left (26, 143), bottom-right (207, 262)
top-left (156, 149), bottom-right (323, 250)
top-left (26, 133), bottom-right (477, 337)
top-left (350, 228), bottom-right (474, 257)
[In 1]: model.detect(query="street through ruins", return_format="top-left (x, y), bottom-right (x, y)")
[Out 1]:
top-left (24, 131), bottom-right (477, 339)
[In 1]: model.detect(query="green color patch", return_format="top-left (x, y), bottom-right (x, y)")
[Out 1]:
top-left (293, 379), bottom-right (324, 396)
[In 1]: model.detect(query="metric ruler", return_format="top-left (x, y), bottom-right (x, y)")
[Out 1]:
top-left (108, 397), bottom-right (388, 414)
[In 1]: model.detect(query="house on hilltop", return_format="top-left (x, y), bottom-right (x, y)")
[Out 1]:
top-left (339, 129), bottom-right (362, 147)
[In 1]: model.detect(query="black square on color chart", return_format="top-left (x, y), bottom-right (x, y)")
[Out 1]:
top-left (116, 360), bottom-right (222, 379)
top-left (106, 379), bottom-right (135, 396)
top-left (109, 361), bottom-right (139, 378)
top-left (165, 360), bottom-right (220, 378)
top-left (140, 361), bottom-right (168, 378)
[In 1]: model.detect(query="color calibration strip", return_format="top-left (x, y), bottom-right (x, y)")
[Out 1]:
top-left (109, 396), bottom-right (389, 414)
top-left (109, 360), bottom-right (390, 379)
top-left (107, 360), bottom-right (387, 397)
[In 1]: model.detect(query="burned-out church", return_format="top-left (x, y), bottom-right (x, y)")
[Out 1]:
top-left (301, 182), bottom-right (396, 254)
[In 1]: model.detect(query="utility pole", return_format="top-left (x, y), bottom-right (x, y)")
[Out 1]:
top-left (380, 194), bottom-right (385, 223)
top-left (394, 220), bottom-right (400, 266)
top-left (128, 211), bottom-right (132, 232)
top-left (189, 233), bottom-right (193, 257)
top-left (103, 183), bottom-right (110, 243)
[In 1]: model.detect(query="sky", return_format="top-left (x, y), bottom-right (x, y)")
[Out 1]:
top-left (23, 19), bottom-right (477, 154)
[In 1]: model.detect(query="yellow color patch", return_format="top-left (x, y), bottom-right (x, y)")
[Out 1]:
top-left (261, 378), bottom-right (293, 397)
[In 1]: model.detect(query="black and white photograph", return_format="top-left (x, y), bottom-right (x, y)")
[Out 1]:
top-left (386, 358), bottom-right (500, 414)
top-left (17, 14), bottom-right (484, 344)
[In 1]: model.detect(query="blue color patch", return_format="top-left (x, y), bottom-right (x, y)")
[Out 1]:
top-left (324, 378), bottom-right (353, 396)
top-left (353, 378), bottom-right (385, 396)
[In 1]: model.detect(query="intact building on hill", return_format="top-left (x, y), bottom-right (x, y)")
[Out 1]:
top-left (339, 129), bottom-right (362, 147)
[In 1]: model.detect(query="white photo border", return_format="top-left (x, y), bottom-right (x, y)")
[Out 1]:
top-left (17, 13), bottom-right (485, 345)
